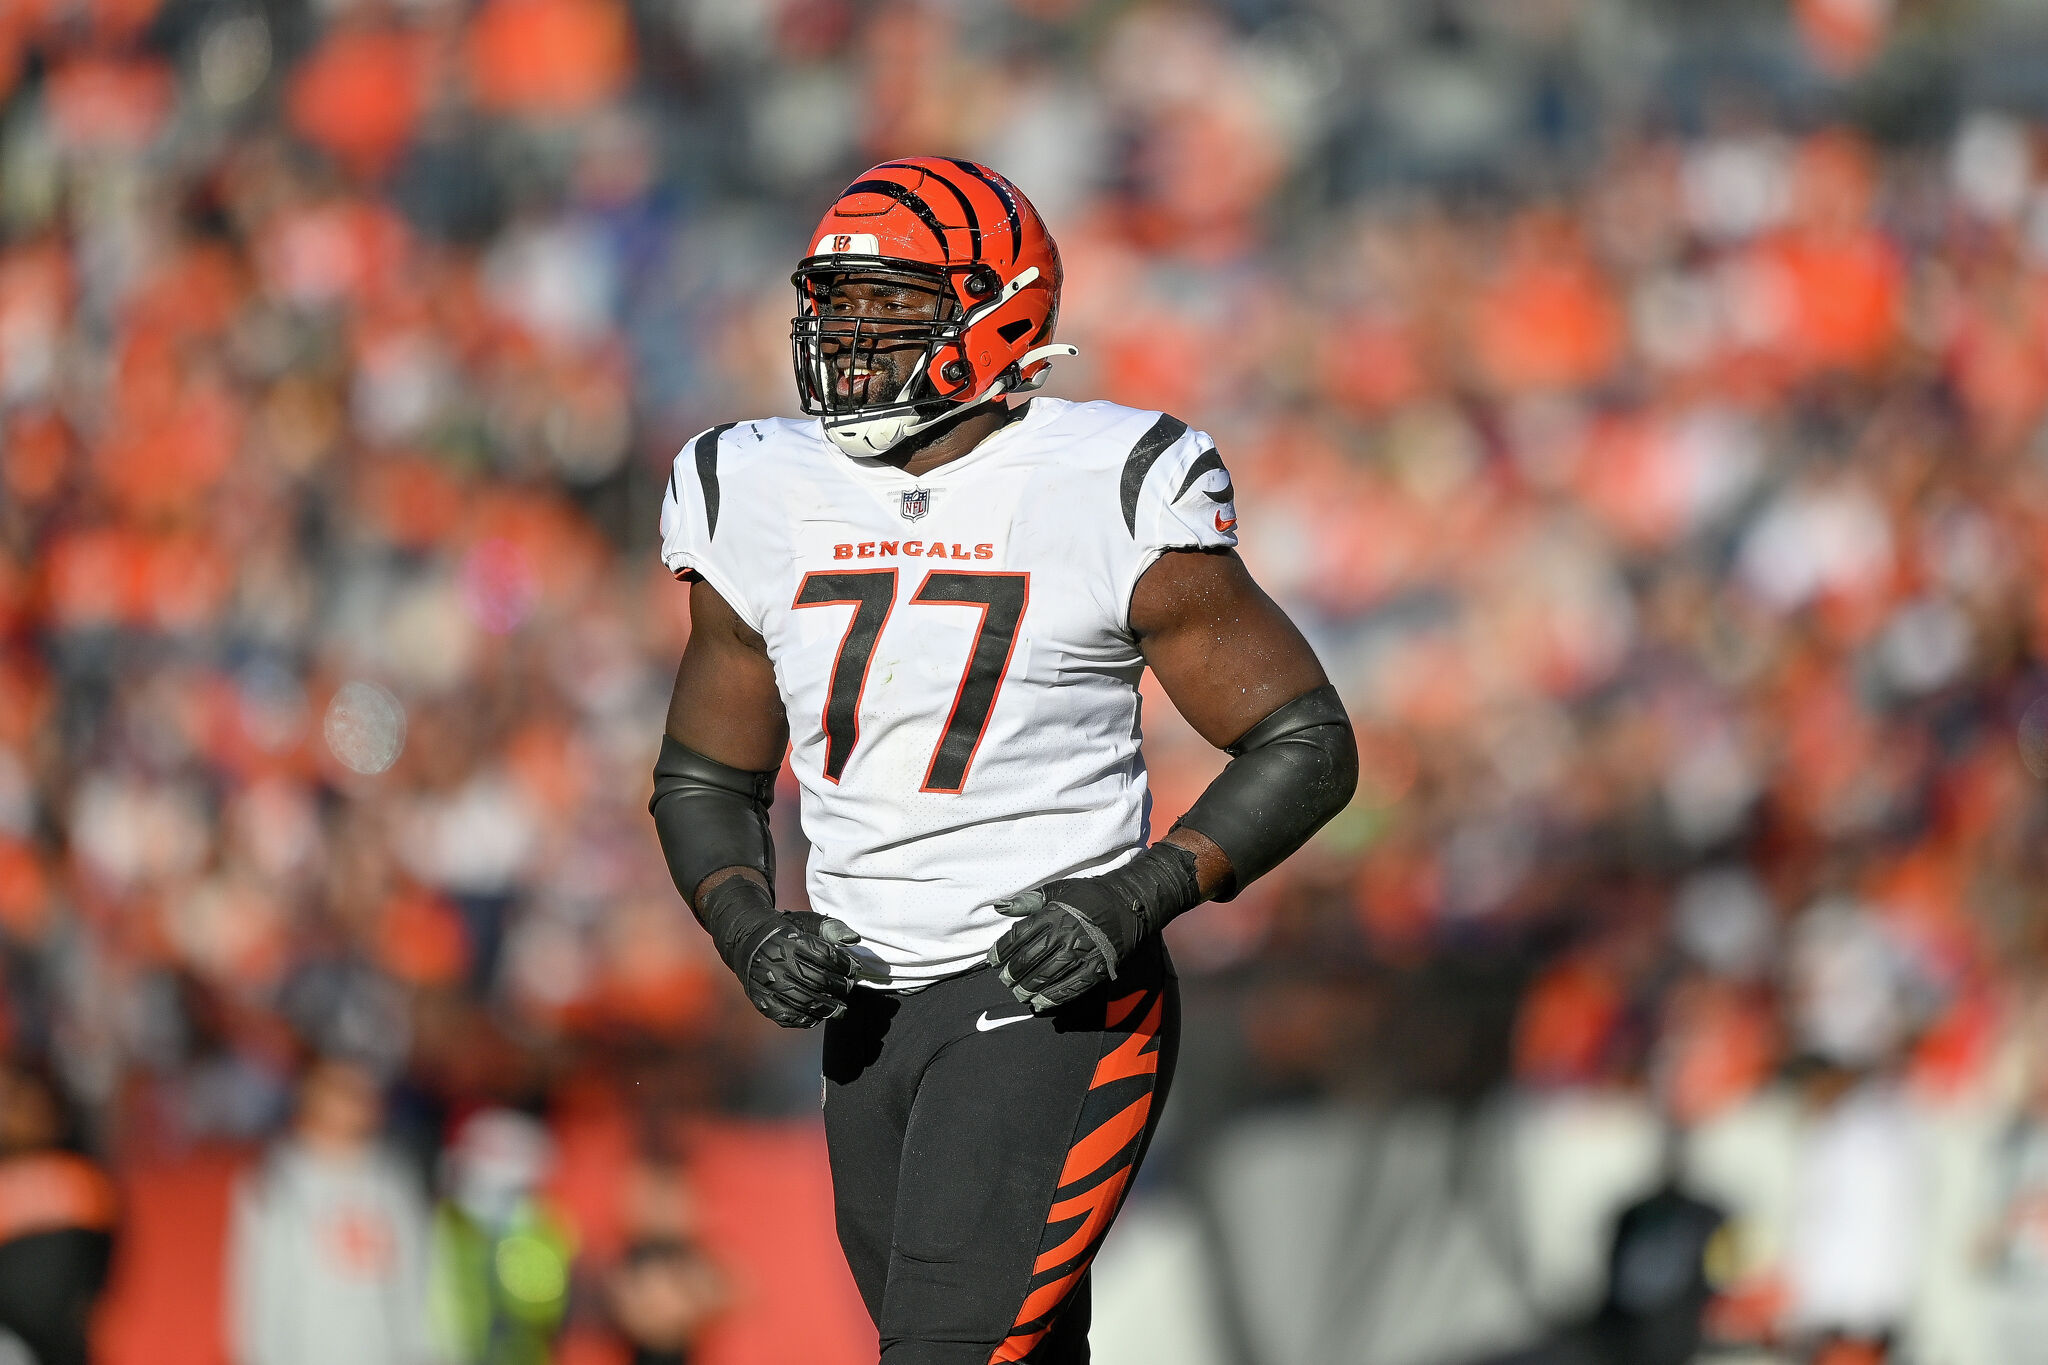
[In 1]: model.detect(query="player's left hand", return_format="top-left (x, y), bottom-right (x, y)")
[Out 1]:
top-left (987, 877), bottom-right (1148, 1012)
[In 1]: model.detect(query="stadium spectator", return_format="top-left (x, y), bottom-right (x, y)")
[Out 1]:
top-left (598, 1154), bottom-right (725, 1365)
top-left (1975, 1007), bottom-right (2048, 1363)
top-left (227, 1056), bottom-right (434, 1365)
top-left (428, 1109), bottom-right (574, 1365)
top-left (0, 1060), bottom-right (116, 1365)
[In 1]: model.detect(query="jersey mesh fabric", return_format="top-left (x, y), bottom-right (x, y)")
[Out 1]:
top-left (658, 399), bottom-right (1236, 986)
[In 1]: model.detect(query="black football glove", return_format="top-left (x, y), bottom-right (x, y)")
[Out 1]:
top-left (698, 878), bottom-right (871, 1028)
top-left (987, 843), bottom-right (1203, 1012)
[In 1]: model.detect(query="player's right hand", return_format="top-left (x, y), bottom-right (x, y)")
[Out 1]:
top-left (735, 910), bottom-right (868, 1028)
top-left (699, 876), bottom-right (870, 1028)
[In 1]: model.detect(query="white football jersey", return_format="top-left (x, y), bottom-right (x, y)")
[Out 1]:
top-left (659, 397), bottom-right (1237, 987)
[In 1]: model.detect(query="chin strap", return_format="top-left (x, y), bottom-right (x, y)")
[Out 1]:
top-left (1013, 343), bottom-right (1079, 392)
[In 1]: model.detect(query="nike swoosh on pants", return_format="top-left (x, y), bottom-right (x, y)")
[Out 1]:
top-left (976, 1011), bottom-right (1033, 1032)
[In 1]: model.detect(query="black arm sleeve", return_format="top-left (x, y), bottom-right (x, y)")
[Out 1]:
top-left (648, 735), bottom-right (777, 910)
top-left (1171, 683), bottom-right (1358, 901)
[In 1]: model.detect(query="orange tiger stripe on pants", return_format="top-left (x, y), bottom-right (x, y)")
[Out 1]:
top-left (988, 985), bottom-right (1166, 1364)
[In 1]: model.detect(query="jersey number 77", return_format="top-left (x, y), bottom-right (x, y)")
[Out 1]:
top-left (793, 570), bottom-right (1029, 793)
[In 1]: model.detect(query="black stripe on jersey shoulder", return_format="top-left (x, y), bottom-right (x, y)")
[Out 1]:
top-left (1119, 414), bottom-right (1189, 536)
top-left (694, 422), bottom-right (739, 539)
top-left (1172, 446), bottom-right (1231, 503)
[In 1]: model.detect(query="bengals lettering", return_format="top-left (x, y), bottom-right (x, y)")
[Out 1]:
top-left (834, 541), bottom-right (995, 561)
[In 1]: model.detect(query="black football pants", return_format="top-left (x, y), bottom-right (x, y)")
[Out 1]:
top-left (822, 936), bottom-right (1179, 1365)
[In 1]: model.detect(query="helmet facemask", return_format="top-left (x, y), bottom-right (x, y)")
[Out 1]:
top-left (791, 260), bottom-right (1021, 459)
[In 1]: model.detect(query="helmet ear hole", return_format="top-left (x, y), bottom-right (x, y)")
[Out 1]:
top-left (963, 268), bottom-right (997, 299)
top-left (940, 359), bottom-right (972, 385)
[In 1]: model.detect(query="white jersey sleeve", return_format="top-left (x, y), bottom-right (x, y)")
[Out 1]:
top-left (658, 422), bottom-right (767, 631)
top-left (1115, 415), bottom-right (1240, 628)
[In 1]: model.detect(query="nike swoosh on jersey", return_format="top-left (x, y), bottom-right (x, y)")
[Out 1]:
top-left (975, 1010), bottom-right (1034, 1032)
top-left (1214, 511), bottom-right (1238, 533)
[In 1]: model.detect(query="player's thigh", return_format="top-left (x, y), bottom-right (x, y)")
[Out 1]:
top-left (880, 942), bottom-right (1178, 1360)
top-left (823, 985), bottom-right (918, 1319)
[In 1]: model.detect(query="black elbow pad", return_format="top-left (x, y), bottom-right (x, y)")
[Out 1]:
top-left (1172, 684), bottom-right (1359, 900)
top-left (649, 735), bottom-right (777, 909)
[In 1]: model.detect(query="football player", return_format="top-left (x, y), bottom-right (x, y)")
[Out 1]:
top-left (651, 158), bottom-right (1357, 1364)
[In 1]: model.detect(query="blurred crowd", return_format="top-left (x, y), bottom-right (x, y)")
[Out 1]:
top-left (5, 0), bottom-right (2048, 1361)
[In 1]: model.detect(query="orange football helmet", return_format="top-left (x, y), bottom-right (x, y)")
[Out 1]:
top-left (791, 158), bottom-right (1076, 457)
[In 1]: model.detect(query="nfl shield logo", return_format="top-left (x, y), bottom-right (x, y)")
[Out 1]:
top-left (900, 488), bottom-right (930, 521)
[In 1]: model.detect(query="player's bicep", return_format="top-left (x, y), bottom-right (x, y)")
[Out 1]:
top-left (665, 578), bottom-right (789, 771)
top-left (1131, 548), bottom-right (1328, 749)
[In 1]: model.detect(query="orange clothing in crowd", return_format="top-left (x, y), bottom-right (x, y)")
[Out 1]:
top-left (465, 0), bottom-right (633, 116)
top-left (288, 25), bottom-right (435, 180)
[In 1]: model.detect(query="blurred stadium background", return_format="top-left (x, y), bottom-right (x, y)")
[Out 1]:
top-left (4, 0), bottom-right (2048, 1362)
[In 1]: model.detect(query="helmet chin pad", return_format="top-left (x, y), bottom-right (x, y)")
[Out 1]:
top-left (822, 378), bottom-right (1010, 458)
top-left (823, 410), bottom-right (930, 458)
